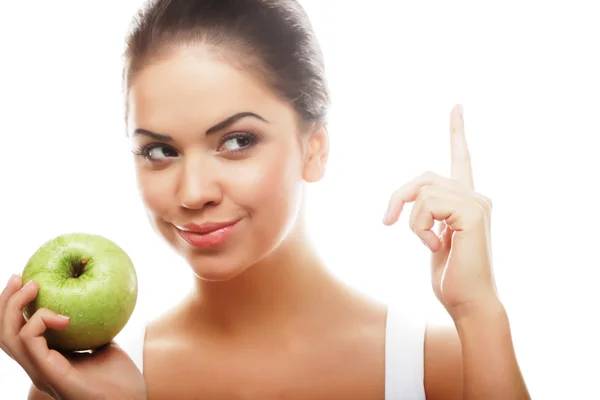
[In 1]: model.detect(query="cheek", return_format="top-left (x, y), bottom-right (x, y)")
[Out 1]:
top-left (135, 166), bottom-right (175, 216)
top-left (227, 146), bottom-right (303, 223)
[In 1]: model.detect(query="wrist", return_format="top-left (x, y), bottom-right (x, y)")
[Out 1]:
top-left (449, 296), bottom-right (505, 326)
top-left (452, 298), bottom-right (530, 399)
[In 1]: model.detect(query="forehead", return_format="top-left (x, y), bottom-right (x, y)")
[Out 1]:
top-left (127, 46), bottom-right (296, 133)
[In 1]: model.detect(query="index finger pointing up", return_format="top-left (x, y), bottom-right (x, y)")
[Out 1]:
top-left (450, 104), bottom-right (475, 189)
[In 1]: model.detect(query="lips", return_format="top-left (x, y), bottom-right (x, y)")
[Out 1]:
top-left (174, 219), bottom-right (240, 249)
top-left (176, 220), bottom-right (239, 234)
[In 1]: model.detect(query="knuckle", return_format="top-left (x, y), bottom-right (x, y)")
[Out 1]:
top-left (482, 201), bottom-right (492, 214)
top-left (476, 193), bottom-right (493, 213)
top-left (18, 327), bottom-right (30, 342)
top-left (473, 202), bottom-right (487, 221)
top-left (418, 185), bottom-right (435, 199)
top-left (30, 308), bottom-right (50, 321)
top-left (408, 218), bottom-right (416, 233)
top-left (483, 195), bottom-right (493, 209)
top-left (421, 170), bottom-right (438, 181)
top-left (5, 294), bottom-right (17, 309)
top-left (7, 291), bottom-right (27, 311)
top-left (420, 196), bottom-right (434, 211)
top-left (36, 307), bottom-right (50, 315)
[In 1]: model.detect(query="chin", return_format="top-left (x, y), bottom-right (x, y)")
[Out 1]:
top-left (187, 255), bottom-right (252, 282)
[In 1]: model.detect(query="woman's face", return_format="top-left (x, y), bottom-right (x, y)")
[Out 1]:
top-left (126, 46), bottom-right (326, 281)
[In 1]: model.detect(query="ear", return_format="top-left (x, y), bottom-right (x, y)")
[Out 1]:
top-left (302, 125), bottom-right (329, 183)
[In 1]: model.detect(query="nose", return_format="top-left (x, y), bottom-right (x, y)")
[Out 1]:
top-left (177, 154), bottom-right (223, 210)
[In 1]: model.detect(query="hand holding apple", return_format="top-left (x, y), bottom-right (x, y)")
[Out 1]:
top-left (0, 233), bottom-right (145, 399)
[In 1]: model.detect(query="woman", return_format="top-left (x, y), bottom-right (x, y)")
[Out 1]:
top-left (0, 0), bottom-right (530, 398)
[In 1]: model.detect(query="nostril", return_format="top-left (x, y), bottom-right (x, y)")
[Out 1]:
top-left (181, 199), bottom-right (219, 210)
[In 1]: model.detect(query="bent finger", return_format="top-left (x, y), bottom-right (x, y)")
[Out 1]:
top-left (3, 280), bottom-right (39, 340)
top-left (20, 308), bottom-right (74, 390)
top-left (20, 308), bottom-right (70, 365)
top-left (411, 198), bottom-right (466, 252)
top-left (384, 171), bottom-right (463, 225)
top-left (0, 274), bottom-right (24, 358)
top-left (409, 185), bottom-right (463, 235)
top-left (0, 274), bottom-right (22, 319)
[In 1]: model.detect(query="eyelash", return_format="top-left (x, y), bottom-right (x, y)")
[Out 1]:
top-left (220, 131), bottom-right (260, 153)
top-left (131, 131), bottom-right (260, 162)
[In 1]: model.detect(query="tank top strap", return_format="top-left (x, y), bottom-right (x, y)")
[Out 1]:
top-left (384, 304), bottom-right (427, 399)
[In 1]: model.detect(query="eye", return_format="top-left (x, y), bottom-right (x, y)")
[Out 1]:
top-left (218, 132), bottom-right (258, 152)
top-left (147, 145), bottom-right (178, 161)
top-left (133, 144), bottom-right (179, 162)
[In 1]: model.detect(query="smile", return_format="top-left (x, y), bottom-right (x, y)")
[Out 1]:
top-left (174, 220), bottom-right (240, 249)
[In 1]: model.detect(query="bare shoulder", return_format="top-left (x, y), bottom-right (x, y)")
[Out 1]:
top-left (424, 322), bottom-right (463, 400)
top-left (141, 306), bottom-right (187, 368)
top-left (141, 304), bottom-right (203, 397)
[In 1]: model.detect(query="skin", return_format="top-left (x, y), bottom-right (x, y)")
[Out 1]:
top-left (0, 44), bottom-right (530, 399)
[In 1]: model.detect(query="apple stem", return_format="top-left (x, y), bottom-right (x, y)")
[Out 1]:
top-left (71, 258), bottom-right (89, 278)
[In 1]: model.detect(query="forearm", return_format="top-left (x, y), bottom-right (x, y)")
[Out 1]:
top-left (454, 302), bottom-right (530, 400)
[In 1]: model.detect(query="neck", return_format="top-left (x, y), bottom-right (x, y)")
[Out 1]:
top-left (187, 219), bottom-right (346, 336)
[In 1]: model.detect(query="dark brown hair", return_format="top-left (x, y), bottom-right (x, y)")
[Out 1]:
top-left (122, 0), bottom-right (330, 128)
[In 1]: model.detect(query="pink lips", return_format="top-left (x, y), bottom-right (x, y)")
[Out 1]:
top-left (175, 220), bottom-right (240, 249)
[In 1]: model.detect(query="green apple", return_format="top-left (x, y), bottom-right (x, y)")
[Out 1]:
top-left (21, 233), bottom-right (138, 352)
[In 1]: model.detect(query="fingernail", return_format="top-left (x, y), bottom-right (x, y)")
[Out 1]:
top-left (458, 104), bottom-right (463, 117)
top-left (22, 280), bottom-right (35, 290)
top-left (421, 239), bottom-right (430, 249)
top-left (57, 314), bottom-right (70, 320)
top-left (382, 209), bottom-right (389, 224)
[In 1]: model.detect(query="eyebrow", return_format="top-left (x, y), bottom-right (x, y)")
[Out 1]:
top-left (133, 112), bottom-right (269, 141)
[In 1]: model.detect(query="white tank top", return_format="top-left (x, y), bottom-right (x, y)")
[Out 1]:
top-left (119, 304), bottom-right (426, 399)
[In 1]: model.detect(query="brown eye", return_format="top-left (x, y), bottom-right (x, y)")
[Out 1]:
top-left (218, 132), bottom-right (258, 152)
top-left (221, 137), bottom-right (251, 151)
top-left (143, 145), bottom-right (179, 161)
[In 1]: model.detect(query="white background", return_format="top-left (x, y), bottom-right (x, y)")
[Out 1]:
top-left (1, 0), bottom-right (599, 398)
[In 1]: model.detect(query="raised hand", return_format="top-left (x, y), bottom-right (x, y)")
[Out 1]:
top-left (383, 105), bottom-right (498, 320)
